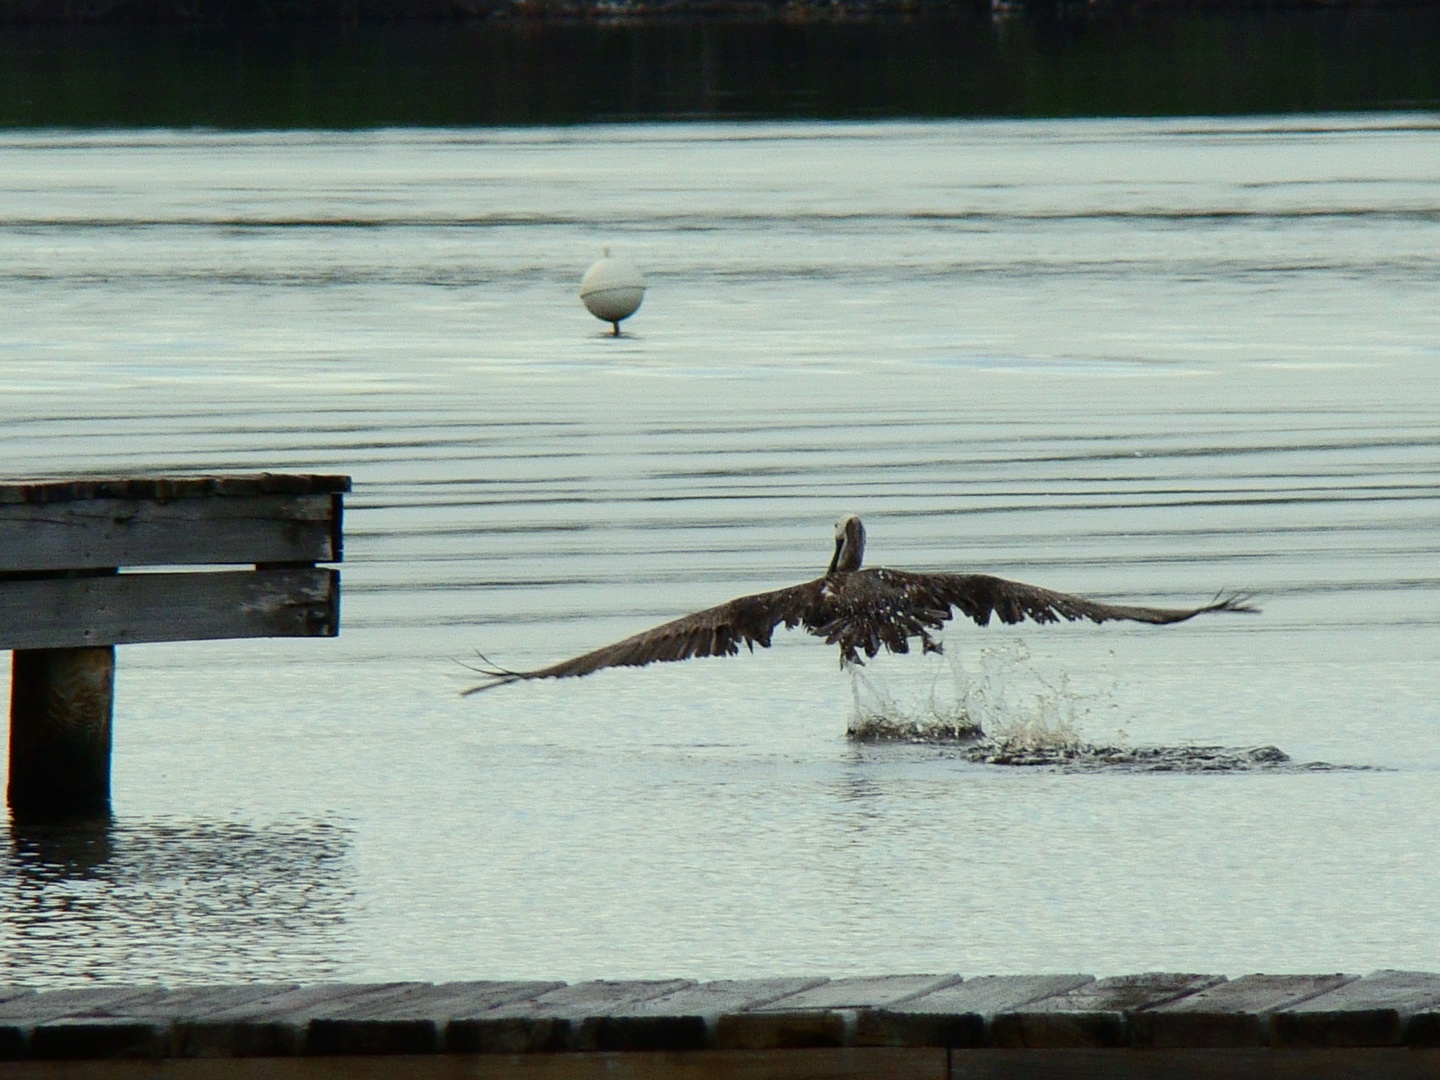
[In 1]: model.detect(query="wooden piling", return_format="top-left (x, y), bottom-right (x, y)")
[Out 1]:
top-left (8, 646), bottom-right (116, 823)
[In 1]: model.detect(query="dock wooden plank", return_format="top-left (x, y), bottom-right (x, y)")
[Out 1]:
top-left (307, 983), bottom-right (562, 1056)
top-left (0, 568), bottom-right (339, 650)
top-left (715, 975), bottom-right (966, 1052)
top-left (447, 981), bottom-right (694, 1055)
top-left (1132, 974), bottom-right (1357, 1048)
top-left (6, 987), bottom-right (292, 1064)
top-left (333, 983), bottom-right (565, 1021)
top-left (580, 979), bottom-right (828, 1053)
top-left (486, 981), bottom-right (698, 1017)
top-left (91, 987), bottom-right (300, 1022)
top-left (989, 974), bottom-right (1225, 1049)
top-left (620, 980), bottom-right (830, 1017)
top-left (1271, 970), bottom-right (1440, 1047)
top-left (0, 476), bottom-right (351, 505)
top-left (855, 975), bottom-right (1096, 1049)
top-left (188, 984), bottom-right (423, 1022)
top-left (0, 494), bottom-right (341, 573)
top-left (0, 987), bottom-right (176, 1024)
top-left (20, 985), bottom-right (299, 1059)
top-left (0, 1050), bottom-right (1431, 1079)
top-left (0, 1047), bottom-right (950, 1079)
top-left (173, 984), bottom-right (419, 1058)
top-left (754, 975), bottom-right (964, 1011)
top-left (0, 987), bottom-right (186, 1062)
top-left (11, 976), bottom-right (1440, 1072)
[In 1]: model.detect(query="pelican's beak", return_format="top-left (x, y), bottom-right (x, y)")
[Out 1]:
top-left (827, 535), bottom-right (843, 575)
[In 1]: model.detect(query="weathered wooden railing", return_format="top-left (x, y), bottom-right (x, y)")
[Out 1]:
top-left (1, 474), bottom-right (349, 824)
top-left (0, 972), bottom-right (1438, 1077)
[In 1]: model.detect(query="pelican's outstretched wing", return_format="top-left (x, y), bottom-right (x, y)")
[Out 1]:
top-left (810, 568), bottom-right (1257, 666)
top-left (464, 578), bottom-right (826, 695)
top-left (930, 573), bottom-right (1257, 627)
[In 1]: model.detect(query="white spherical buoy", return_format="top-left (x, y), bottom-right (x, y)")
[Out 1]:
top-left (579, 247), bottom-right (645, 336)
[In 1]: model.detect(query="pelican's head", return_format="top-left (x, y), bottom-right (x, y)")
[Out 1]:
top-left (828, 514), bottom-right (866, 574)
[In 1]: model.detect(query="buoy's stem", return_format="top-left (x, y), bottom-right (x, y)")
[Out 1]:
top-left (611, 321), bottom-right (621, 337)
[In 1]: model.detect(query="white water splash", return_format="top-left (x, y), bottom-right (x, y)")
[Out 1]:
top-left (843, 644), bottom-right (1334, 773)
top-left (846, 639), bottom-right (1118, 749)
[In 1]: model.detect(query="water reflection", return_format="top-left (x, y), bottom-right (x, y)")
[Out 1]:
top-left (2, 11), bottom-right (1439, 128)
top-left (2, 817), bottom-right (356, 987)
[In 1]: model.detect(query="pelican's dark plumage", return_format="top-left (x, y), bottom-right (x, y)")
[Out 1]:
top-left (465, 515), bottom-right (1256, 695)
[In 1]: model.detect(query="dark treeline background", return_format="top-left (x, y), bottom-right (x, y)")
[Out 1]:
top-left (2, 9), bottom-right (1438, 126)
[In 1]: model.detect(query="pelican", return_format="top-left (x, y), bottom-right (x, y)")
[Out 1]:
top-left (465, 515), bottom-right (1255, 694)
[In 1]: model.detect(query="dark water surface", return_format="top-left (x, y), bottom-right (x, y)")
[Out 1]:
top-left (2, 116), bottom-right (1440, 984)
top-left (4, 11), bottom-right (1440, 128)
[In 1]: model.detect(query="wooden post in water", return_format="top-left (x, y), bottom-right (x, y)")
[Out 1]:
top-left (8, 646), bottom-right (116, 822)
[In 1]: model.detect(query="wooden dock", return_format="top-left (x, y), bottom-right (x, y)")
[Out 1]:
top-left (1, 474), bottom-right (348, 823)
top-left (1, 972), bottom-right (1439, 1077)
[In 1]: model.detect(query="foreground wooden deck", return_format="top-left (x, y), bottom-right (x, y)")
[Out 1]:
top-left (2, 972), bottom-right (1440, 1077)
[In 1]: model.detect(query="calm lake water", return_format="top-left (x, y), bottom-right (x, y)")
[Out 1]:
top-left (2, 115), bottom-right (1440, 986)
